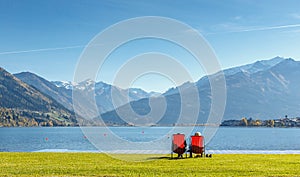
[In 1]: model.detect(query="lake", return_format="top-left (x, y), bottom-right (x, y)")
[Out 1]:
top-left (0, 127), bottom-right (300, 154)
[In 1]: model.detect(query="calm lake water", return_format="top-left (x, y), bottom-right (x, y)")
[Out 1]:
top-left (0, 127), bottom-right (300, 153)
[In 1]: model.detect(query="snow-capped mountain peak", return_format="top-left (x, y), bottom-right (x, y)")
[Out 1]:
top-left (52, 81), bottom-right (77, 90)
top-left (223, 56), bottom-right (285, 76)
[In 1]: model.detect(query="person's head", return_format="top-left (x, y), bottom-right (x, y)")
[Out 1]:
top-left (194, 132), bottom-right (201, 136)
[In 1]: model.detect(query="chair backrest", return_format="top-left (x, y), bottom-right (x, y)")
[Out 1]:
top-left (191, 135), bottom-right (204, 148)
top-left (190, 135), bottom-right (204, 154)
top-left (172, 134), bottom-right (186, 154)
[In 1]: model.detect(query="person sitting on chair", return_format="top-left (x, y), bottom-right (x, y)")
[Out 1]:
top-left (178, 140), bottom-right (187, 158)
top-left (189, 132), bottom-right (202, 157)
top-left (194, 132), bottom-right (201, 136)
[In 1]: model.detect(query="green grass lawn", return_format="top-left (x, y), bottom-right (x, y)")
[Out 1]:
top-left (0, 153), bottom-right (300, 176)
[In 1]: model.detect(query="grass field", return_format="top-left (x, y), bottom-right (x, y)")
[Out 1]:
top-left (0, 153), bottom-right (300, 176)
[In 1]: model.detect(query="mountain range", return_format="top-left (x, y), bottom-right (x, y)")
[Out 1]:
top-left (0, 68), bottom-right (76, 127)
top-left (101, 57), bottom-right (300, 125)
top-left (15, 73), bottom-right (159, 114)
top-left (1, 56), bottom-right (300, 126)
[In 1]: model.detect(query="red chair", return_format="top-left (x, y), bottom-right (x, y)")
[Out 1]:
top-left (171, 133), bottom-right (187, 158)
top-left (190, 135), bottom-right (205, 157)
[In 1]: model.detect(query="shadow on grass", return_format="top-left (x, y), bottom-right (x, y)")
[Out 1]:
top-left (146, 156), bottom-right (189, 160)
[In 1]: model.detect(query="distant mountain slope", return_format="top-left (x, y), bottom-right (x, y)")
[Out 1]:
top-left (101, 57), bottom-right (300, 125)
top-left (164, 56), bottom-right (285, 96)
top-left (15, 72), bottom-right (73, 111)
top-left (15, 71), bottom-right (158, 114)
top-left (0, 68), bottom-right (76, 126)
top-left (222, 56), bottom-right (284, 76)
top-left (221, 58), bottom-right (300, 119)
top-left (52, 80), bottom-right (159, 113)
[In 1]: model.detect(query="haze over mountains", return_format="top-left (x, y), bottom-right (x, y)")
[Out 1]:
top-left (1, 56), bottom-right (300, 126)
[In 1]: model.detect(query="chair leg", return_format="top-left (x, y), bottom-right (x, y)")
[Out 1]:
top-left (189, 151), bottom-right (193, 158)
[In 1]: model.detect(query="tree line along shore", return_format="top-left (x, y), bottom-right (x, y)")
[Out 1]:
top-left (221, 116), bottom-right (300, 127)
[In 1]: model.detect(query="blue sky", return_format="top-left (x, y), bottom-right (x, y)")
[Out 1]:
top-left (1, 0), bottom-right (300, 92)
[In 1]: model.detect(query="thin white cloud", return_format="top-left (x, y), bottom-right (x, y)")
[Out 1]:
top-left (207, 23), bottom-right (300, 35)
top-left (236, 24), bottom-right (300, 32)
top-left (0, 45), bottom-right (85, 55)
top-left (2, 23), bottom-right (300, 55)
